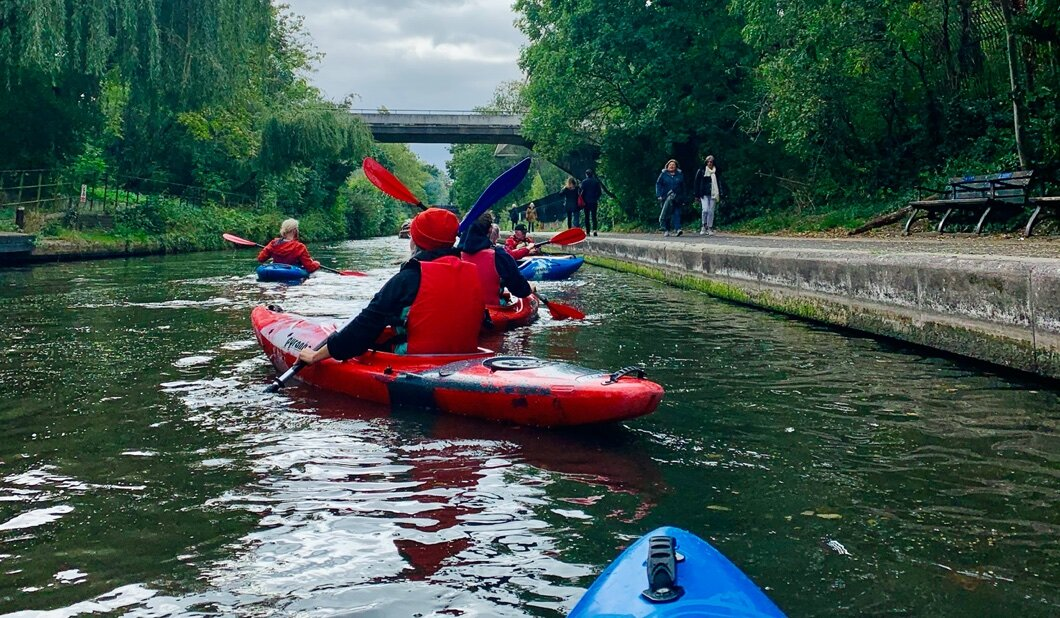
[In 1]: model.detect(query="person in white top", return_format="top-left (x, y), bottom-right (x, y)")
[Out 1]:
top-left (693, 155), bottom-right (726, 236)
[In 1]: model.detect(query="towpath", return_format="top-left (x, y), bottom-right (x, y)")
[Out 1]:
top-left (574, 231), bottom-right (1060, 380)
top-left (586, 231), bottom-right (1060, 260)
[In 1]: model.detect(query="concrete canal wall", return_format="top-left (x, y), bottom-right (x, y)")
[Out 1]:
top-left (582, 237), bottom-right (1060, 380)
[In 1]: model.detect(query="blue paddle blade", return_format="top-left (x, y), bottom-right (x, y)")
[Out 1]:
top-left (458, 157), bottom-right (532, 233)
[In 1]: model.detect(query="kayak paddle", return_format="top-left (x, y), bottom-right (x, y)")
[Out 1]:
top-left (222, 232), bottom-right (260, 247)
top-left (537, 294), bottom-right (585, 321)
top-left (459, 157), bottom-right (532, 234)
top-left (363, 157), bottom-right (428, 210)
top-left (364, 156), bottom-right (532, 235)
top-left (222, 233), bottom-right (366, 277)
top-left (534, 227), bottom-right (586, 248)
top-left (265, 339), bottom-right (327, 393)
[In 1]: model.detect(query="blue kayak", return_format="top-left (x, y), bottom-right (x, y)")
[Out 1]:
top-left (518, 255), bottom-right (584, 281)
top-left (568, 526), bottom-right (786, 618)
top-left (256, 263), bottom-right (309, 284)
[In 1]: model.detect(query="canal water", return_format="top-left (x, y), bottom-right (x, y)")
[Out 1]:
top-left (0, 237), bottom-right (1057, 617)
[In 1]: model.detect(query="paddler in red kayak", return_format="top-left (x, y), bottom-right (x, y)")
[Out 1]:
top-left (503, 223), bottom-right (541, 260)
top-left (257, 218), bottom-right (321, 273)
top-left (459, 212), bottom-right (535, 306)
top-left (296, 208), bottom-right (485, 365)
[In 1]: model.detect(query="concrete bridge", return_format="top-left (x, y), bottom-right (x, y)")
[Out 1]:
top-left (353, 110), bottom-right (529, 147)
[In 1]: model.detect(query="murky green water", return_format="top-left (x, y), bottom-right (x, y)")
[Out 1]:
top-left (0, 238), bottom-right (1057, 617)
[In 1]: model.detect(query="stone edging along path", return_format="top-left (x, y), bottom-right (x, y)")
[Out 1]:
top-left (579, 234), bottom-right (1060, 381)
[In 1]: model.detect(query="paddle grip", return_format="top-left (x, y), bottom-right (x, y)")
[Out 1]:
top-left (266, 339), bottom-right (328, 392)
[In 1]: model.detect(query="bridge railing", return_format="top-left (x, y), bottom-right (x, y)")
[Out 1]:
top-left (349, 109), bottom-right (524, 117)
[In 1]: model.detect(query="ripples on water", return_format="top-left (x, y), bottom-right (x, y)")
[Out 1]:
top-left (0, 237), bottom-right (1057, 616)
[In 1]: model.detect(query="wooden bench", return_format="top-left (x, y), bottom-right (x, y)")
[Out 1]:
top-left (904, 170), bottom-right (1036, 235)
top-left (1024, 196), bottom-right (1060, 237)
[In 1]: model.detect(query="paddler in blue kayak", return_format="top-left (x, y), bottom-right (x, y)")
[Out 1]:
top-left (504, 223), bottom-right (540, 260)
top-left (459, 211), bottom-right (534, 307)
top-left (296, 208), bottom-right (485, 365)
top-left (257, 218), bottom-right (321, 273)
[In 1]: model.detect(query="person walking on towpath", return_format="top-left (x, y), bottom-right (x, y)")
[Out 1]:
top-left (693, 154), bottom-right (726, 236)
top-left (459, 211), bottom-right (535, 307)
top-left (509, 203), bottom-right (520, 231)
top-left (257, 218), bottom-right (321, 272)
top-left (296, 208), bottom-right (484, 364)
top-left (656, 159), bottom-right (685, 237)
top-left (504, 224), bottom-right (540, 260)
top-left (561, 176), bottom-right (581, 229)
top-left (525, 202), bottom-right (538, 232)
top-left (580, 169), bottom-right (602, 237)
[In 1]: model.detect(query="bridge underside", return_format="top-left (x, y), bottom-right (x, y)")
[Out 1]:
top-left (370, 129), bottom-right (531, 147)
top-left (356, 113), bottom-right (530, 147)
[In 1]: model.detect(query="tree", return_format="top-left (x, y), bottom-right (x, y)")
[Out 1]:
top-left (515, 0), bottom-right (769, 221)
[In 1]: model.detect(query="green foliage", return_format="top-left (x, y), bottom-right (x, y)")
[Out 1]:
top-left (528, 173), bottom-right (547, 200)
top-left (338, 176), bottom-right (408, 239)
top-left (422, 164), bottom-right (450, 205)
top-left (260, 108), bottom-right (371, 172)
top-left (67, 145), bottom-right (108, 185)
top-left (508, 0), bottom-right (1060, 232)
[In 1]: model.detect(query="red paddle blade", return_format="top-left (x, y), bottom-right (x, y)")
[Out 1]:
top-left (222, 233), bottom-right (259, 247)
top-left (547, 227), bottom-right (587, 246)
top-left (338, 270), bottom-right (367, 277)
top-left (363, 157), bottom-right (425, 209)
top-left (542, 298), bottom-right (585, 320)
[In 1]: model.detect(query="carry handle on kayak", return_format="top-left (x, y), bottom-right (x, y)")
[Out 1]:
top-left (603, 364), bottom-right (646, 385)
top-left (642, 535), bottom-right (684, 603)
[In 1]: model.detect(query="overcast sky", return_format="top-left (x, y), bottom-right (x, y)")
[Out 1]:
top-left (283, 0), bottom-right (528, 170)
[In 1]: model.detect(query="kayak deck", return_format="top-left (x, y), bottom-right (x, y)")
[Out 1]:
top-left (568, 526), bottom-right (786, 617)
top-left (253, 306), bottom-right (663, 427)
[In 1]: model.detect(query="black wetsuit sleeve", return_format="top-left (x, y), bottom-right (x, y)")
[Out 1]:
top-left (325, 265), bottom-right (421, 361)
top-left (495, 249), bottom-right (533, 298)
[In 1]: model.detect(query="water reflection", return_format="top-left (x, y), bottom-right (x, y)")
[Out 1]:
top-left (136, 378), bottom-right (660, 616)
top-left (0, 237), bottom-right (1057, 617)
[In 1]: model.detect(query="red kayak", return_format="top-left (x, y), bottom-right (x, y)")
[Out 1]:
top-left (252, 306), bottom-right (663, 427)
top-left (484, 294), bottom-right (540, 332)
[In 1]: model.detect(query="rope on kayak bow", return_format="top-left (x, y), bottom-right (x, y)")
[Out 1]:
top-left (642, 535), bottom-right (684, 603)
top-left (603, 364), bottom-right (646, 385)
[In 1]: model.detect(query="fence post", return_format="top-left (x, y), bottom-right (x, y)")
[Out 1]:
top-left (35, 172), bottom-right (43, 208)
top-left (102, 175), bottom-right (109, 214)
top-left (16, 172), bottom-right (25, 206)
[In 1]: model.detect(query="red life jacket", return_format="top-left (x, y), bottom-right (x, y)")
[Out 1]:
top-left (405, 256), bottom-right (484, 354)
top-left (258, 238), bottom-right (320, 272)
top-left (460, 248), bottom-right (502, 306)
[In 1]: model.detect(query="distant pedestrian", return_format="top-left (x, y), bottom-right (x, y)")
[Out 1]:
top-left (561, 176), bottom-right (581, 229)
top-left (580, 169), bottom-right (602, 237)
top-left (525, 202), bottom-right (538, 232)
top-left (655, 159), bottom-right (685, 237)
top-left (509, 203), bottom-right (520, 231)
top-left (693, 155), bottom-right (726, 236)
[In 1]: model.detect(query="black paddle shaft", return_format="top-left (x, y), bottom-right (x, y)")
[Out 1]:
top-left (265, 338), bottom-right (328, 393)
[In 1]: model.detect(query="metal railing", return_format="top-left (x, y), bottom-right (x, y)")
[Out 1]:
top-left (349, 108), bottom-right (525, 116)
top-left (0, 169), bottom-right (261, 231)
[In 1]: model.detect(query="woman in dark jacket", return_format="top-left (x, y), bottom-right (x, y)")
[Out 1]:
top-left (561, 176), bottom-right (580, 229)
top-left (655, 159), bottom-right (685, 236)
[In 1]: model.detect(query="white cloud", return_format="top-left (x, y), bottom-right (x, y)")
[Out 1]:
top-left (285, 0), bottom-right (526, 109)
top-left (282, 0), bottom-right (527, 169)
